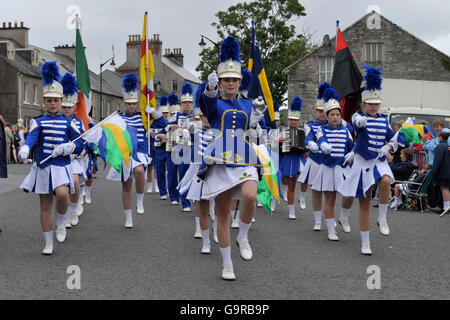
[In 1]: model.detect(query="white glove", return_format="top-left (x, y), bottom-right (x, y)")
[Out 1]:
top-left (207, 71), bottom-right (219, 90)
top-left (344, 151), bottom-right (355, 164)
top-left (320, 142), bottom-right (333, 155)
top-left (378, 145), bottom-right (391, 157)
top-left (52, 142), bottom-right (74, 158)
top-left (307, 141), bottom-right (319, 153)
top-left (250, 97), bottom-right (267, 128)
top-left (145, 106), bottom-right (155, 114)
top-left (355, 116), bottom-right (367, 128)
top-left (18, 145), bottom-right (30, 161)
top-left (182, 129), bottom-right (190, 139)
top-left (252, 96), bottom-right (267, 113)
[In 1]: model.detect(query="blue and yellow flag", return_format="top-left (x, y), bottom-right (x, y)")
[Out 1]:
top-left (248, 22), bottom-right (275, 128)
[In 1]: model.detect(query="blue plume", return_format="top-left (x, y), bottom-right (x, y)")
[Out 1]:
top-left (167, 93), bottom-right (179, 106)
top-left (323, 87), bottom-right (339, 103)
top-left (273, 100), bottom-right (280, 112)
top-left (40, 61), bottom-right (61, 86)
top-left (181, 83), bottom-right (193, 96)
top-left (159, 96), bottom-right (167, 107)
top-left (317, 82), bottom-right (332, 99)
top-left (239, 69), bottom-right (253, 92)
top-left (195, 81), bottom-right (208, 107)
top-left (61, 73), bottom-right (78, 96)
top-left (219, 36), bottom-right (241, 63)
top-left (290, 96), bottom-right (303, 112)
top-left (363, 64), bottom-right (382, 91)
top-left (121, 73), bottom-right (138, 93)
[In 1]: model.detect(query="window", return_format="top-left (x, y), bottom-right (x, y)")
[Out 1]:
top-left (319, 57), bottom-right (334, 83)
top-left (172, 80), bottom-right (178, 92)
top-left (33, 84), bottom-right (38, 105)
top-left (23, 82), bottom-right (29, 104)
top-left (365, 43), bottom-right (383, 62)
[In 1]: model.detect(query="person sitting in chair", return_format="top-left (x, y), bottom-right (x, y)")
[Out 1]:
top-left (390, 164), bottom-right (432, 208)
top-left (389, 148), bottom-right (416, 182)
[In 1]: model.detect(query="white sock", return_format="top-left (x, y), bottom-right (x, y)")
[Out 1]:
top-left (378, 203), bottom-right (388, 221)
top-left (219, 246), bottom-right (232, 267)
top-left (124, 209), bottom-right (132, 221)
top-left (233, 209), bottom-right (240, 221)
top-left (56, 211), bottom-right (66, 228)
top-left (299, 191), bottom-right (306, 201)
top-left (136, 193), bottom-right (144, 207)
top-left (326, 218), bottom-right (336, 234)
top-left (68, 202), bottom-right (78, 214)
top-left (201, 229), bottom-right (210, 246)
top-left (340, 208), bottom-right (350, 221)
top-left (361, 231), bottom-right (370, 246)
top-left (271, 197), bottom-right (277, 209)
top-left (289, 204), bottom-right (295, 214)
top-left (313, 211), bottom-right (322, 223)
top-left (237, 221), bottom-right (251, 241)
top-left (43, 231), bottom-right (53, 246)
top-left (85, 186), bottom-right (91, 196)
top-left (281, 184), bottom-right (288, 196)
top-left (195, 217), bottom-right (200, 230)
top-left (444, 201), bottom-right (450, 211)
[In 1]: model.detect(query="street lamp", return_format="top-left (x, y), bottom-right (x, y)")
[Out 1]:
top-left (198, 34), bottom-right (220, 61)
top-left (99, 52), bottom-right (115, 120)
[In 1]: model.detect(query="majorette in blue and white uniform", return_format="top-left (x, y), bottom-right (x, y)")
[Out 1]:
top-left (20, 63), bottom-right (84, 195)
top-left (315, 91), bottom-right (354, 192)
top-left (337, 65), bottom-right (401, 255)
top-left (298, 82), bottom-right (330, 190)
top-left (279, 97), bottom-right (306, 178)
top-left (152, 96), bottom-right (170, 199)
top-left (196, 36), bottom-right (267, 280)
top-left (170, 83), bottom-right (196, 211)
top-left (337, 66), bottom-right (400, 199)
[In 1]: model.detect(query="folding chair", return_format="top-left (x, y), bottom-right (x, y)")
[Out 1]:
top-left (398, 170), bottom-right (434, 213)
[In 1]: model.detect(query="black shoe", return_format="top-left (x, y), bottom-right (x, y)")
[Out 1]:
top-left (373, 203), bottom-right (379, 208)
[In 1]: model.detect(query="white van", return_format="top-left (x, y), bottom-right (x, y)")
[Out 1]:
top-left (381, 107), bottom-right (450, 128)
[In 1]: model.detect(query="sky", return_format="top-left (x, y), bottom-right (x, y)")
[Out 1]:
top-left (2, 0), bottom-right (450, 78)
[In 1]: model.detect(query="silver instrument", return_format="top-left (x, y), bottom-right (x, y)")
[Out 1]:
top-left (281, 128), bottom-right (306, 153)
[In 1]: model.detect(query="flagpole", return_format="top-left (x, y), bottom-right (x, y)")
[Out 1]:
top-left (145, 12), bottom-right (151, 155)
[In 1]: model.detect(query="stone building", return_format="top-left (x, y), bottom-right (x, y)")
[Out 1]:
top-left (283, 11), bottom-right (450, 123)
top-left (0, 21), bottom-right (123, 127)
top-left (115, 33), bottom-right (201, 103)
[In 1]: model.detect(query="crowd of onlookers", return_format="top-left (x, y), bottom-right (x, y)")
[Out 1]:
top-left (388, 118), bottom-right (450, 214)
top-left (0, 115), bottom-right (31, 165)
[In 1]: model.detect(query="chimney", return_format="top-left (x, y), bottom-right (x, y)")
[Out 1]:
top-left (124, 34), bottom-right (141, 71)
top-left (150, 33), bottom-right (162, 57)
top-left (54, 44), bottom-right (77, 61)
top-left (0, 21), bottom-right (30, 48)
top-left (171, 48), bottom-right (183, 67)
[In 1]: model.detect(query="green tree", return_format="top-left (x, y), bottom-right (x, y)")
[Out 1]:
top-left (195, 0), bottom-right (313, 104)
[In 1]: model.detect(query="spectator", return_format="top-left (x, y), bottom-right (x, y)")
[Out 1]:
top-left (11, 125), bottom-right (21, 163)
top-left (394, 120), bottom-right (404, 132)
top-left (424, 119), bottom-right (444, 165)
top-left (390, 164), bottom-right (432, 208)
top-left (3, 121), bottom-right (14, 164)
top-left (432, 131), bottom-right (450, 214)
top-left (390, 148), bottom-right (417, 181)
top-left (17, 119), bottom-right (26, 147)
top-left (0, 115), bottom-right (7, 178)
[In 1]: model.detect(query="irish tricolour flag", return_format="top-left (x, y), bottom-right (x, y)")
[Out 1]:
top-left (81, 112), bottom-right (138, 181)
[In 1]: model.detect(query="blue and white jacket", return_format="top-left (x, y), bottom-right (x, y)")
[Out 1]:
top-left (120, 112), bottom-right (148, 154)
top-left (24, 112), bottom-right (84, 168)
top-left (304, 119), bottom-right (327, 164)
top-left (316, 124), bottom-right (354, 167)
top-left (352, 112), bottom-right (398, 161)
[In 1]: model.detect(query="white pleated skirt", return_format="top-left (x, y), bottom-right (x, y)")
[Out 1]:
top-left (200, 165), bottom-right (258, 201)
top-left (107, 152), bottom-right (148, 182)
top-left (297, 158), bottom-right (322, 190)
top-left (177, 162), bottom-right (201, 197)
top-left (20, 163), bottom-right (75, 194)
top-left (337, 153), bottom-right (394, 198)
top-left (315, 165), bottom-right (347, 192)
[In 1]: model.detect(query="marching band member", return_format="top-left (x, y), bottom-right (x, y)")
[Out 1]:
top-left (171, 83), bottom-right (197, 212)
top-left (59, 73), bottom-right (87, 228)
top-left (315, 88), bottom-right (354, 241)
top-left (269, 100), bottom-right (282, 212)
top-left (146, 117), bottom-right (158, 194)
top-left (298, 83), bottom-right (331, 231)
top-left (151, 97), bottom-right (170, 200)
top-left (338, 65), bottom-right (399, 255)
top-left (107, 73), bottom-right (164, 228)
top-left (279, 97), bottom-right (306, 220)
top-left (18, 62), bottom-right (84, 255)
top-left (198, 36), bottom-right (266, 280)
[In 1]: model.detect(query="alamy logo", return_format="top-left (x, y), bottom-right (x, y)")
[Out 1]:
top-left (366, 265), bottom-right (381, 290)
top-left (366, 5), bottom-right (381, 30)
top-left (66, 265), bottom-right (81, 290)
